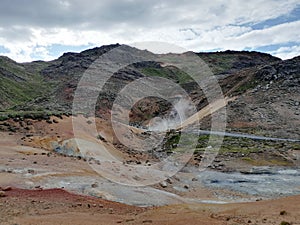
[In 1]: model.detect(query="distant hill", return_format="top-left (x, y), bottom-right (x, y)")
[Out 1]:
top-left (0, 44), bottom-right (299, 138)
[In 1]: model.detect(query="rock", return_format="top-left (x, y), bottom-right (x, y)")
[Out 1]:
top-left (280, 210), bottom-right (287, 216)
top-left (28, 169), bottom-right (35, 174)
top-left (159, 181), bottom-right (168, 188)
top-left (280, 221), bottom-right (291, 225)
top-left (166, 178), bottom-right (173, 184)
top-left (54, 138), bottom-right (83, 157)
top-left (109, 208), bottom-right (114, 214)
top-left (2, 186), bottom-right (12, 191)
top-left (192, 178), bottom-right (198, 182)
top-left (46, 120), bottom-right (53, 124)
top-left (184, 184), bottom-right (189, 189)
top-left (91, 183), bottom-right (98, 188)
top-left (0, 191), bottom-right (6, 197)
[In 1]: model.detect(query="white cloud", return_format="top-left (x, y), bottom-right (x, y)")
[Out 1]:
top-left (181, 20), bottom-right (300, 52)
top-left (230, 21), bottom-right (300, 48)
top-left (0, 0), bottom-right (299, 61)
top-left (271, 45), bottom-right (300, 59)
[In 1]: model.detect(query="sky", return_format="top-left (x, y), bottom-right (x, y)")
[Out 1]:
top-left (0, 0), bottom-right (299, 62)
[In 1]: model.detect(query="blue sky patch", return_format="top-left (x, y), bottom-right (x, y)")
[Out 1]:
top-left (46, 44), bottom-right (95, 57)
top-left (255, 42), bottom-right (299, 52)
top-left (0, 45), bottom-right (9, 54)
top-left (251, 5), bottom-right (300, 30)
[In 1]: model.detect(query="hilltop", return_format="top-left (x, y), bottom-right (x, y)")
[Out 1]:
top-left (0, 45), bottom-right (298, 138)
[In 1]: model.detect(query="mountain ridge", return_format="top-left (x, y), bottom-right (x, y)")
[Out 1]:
top-left (0, 44), bottom-right (299, 140)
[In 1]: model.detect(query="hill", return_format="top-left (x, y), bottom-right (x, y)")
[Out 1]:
top-left (0, 45), bottom-right (299, 140)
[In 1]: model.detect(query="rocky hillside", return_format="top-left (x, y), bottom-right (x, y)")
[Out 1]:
top-left (197, 50), bottom-right (281, 77)
top-left (226, 56), bottom-right (300, 139)
top-left (0, 44), bottom-right (299, 139)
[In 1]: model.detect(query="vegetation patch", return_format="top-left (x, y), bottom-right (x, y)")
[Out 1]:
top-left (140, 66), bottom-right (193, 85)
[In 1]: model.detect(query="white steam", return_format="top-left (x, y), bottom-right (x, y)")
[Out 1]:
top-left (147, 97), bottom-right (195, 132)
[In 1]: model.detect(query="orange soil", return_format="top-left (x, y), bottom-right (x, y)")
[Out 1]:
top-left (0, 187), bottom-right (300, 225)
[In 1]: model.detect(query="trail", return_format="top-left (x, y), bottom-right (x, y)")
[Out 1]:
top-left (175, 97), bottom-right (232, 130)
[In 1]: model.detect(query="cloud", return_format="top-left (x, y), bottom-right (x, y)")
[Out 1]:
top-left (271, 45), bottom-right (300, 59)
top-left (182, 20), bottom-right (300, 51)
top-left (0, 26), bottom-right (33, 42)
top-left (0, 0), bottom-right (299, 61)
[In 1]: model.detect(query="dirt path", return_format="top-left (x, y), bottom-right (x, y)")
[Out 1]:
top-left (176, 97), bottom-right (234, 130)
